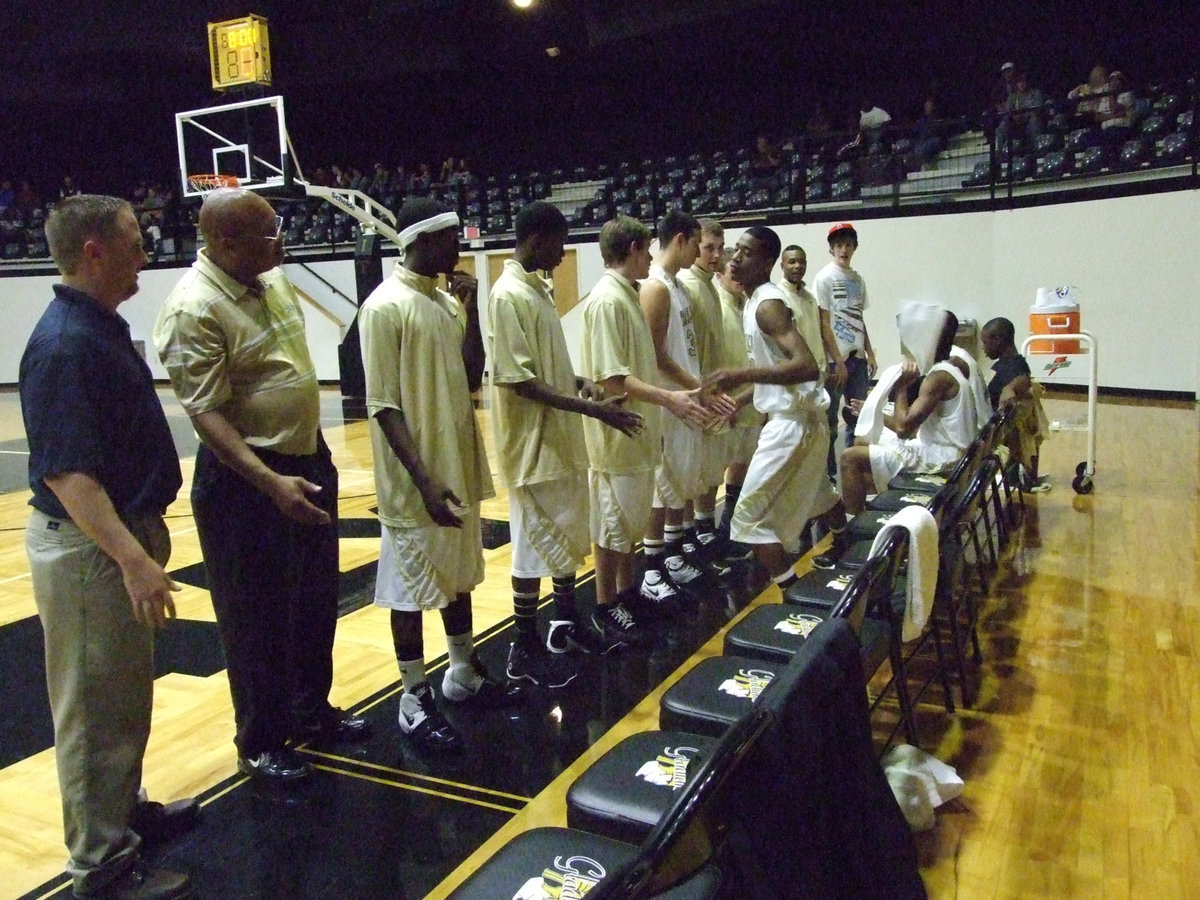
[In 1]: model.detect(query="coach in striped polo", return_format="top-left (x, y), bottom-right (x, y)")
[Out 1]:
top-left (155, 188), bottom-right (369, 786)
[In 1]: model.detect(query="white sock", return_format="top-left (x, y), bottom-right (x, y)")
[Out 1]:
top-left (398, 657), bottom-right (427, 694)
top-left (445, 632), bottom-right (482, 689)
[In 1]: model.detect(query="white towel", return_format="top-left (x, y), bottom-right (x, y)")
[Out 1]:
top-left (868, 504), bottom-right (938, 642)
top-left (896, 301), bottom-right (949, 375)
top-left (882, 744), bottom-right (965, 831)
top-left (854, 363), bottom-right (904, 442)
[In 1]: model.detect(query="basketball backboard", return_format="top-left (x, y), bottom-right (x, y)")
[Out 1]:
top-left (175, 94), bottom-right (294, 199)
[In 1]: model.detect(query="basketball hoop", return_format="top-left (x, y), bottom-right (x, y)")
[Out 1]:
top-left (188, 173), bottom-right (240, 193)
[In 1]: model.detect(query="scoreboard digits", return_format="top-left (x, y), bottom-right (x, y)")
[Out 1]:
top-left (208, 15), bottom-right (272, 90)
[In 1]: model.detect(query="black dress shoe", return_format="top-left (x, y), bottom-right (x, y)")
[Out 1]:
top-left (237, 748), bottom-right (311, 783)
top-left (129, 797), bottom-right (200, 844)
top-left (74, 859), bottom-right (192, 899)
top-left (300, 707), bottom-right (372, 744)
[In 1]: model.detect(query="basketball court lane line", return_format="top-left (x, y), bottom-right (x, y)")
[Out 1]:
top-left (309, 764), bottom-right (526, 814)
top-left (299, 749), bottom-right (534, 805)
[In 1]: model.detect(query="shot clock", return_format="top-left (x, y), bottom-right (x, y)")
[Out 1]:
top-left (208, 15), bottom-right (272, 90)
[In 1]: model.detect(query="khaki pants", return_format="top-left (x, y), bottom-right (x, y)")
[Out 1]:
top-left (26, 509), bottom-right (169, 895)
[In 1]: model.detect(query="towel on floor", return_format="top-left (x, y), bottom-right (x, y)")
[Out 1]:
top-left (882, 743), bottom-right (965, 831)
top-left (869, 504), bottom-right (938, 641)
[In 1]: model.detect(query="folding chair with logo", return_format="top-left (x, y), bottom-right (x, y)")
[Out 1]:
top-left (448, 708), bottom-right (772, 899)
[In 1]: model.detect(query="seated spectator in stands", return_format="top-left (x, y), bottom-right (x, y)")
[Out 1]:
top-left (997, 72), bottom-right (1045, 148)
top-left (15, 180), bottom-right (40, 212)
top-left (393, 164), bottom-right (412, 193)
top-left (839, 101), bottom-right (891, 159)
top-left (1068, 65), bottom-right (1110, 123)
top-left (981, 317), bottom-right (1050, 492)
top-left (750, 135), bottom-right (783, 188)
top-left (911, 96), bottom-right (947, 167)
top-left (412, 162), bottom-right (433, 193)
top-left (806, 104), bottom-right (833, 141)
top-left (368, 162), bottom-right (390, 196)
top-left (752, 135), bottom-right (781, 171)
top-left (450, 158), bottom-right (474, 186)
top-left (57, 175), bottom-right (80, 200)
top-left (1097, 71), bottom-right (1137, 144)
top-left (984, 62), bottom-right (1019, 135)
top-left (839, 306), bottom-right (977, 514)
top-left (0, 178), bottom-right (13, 211)
top-left (999, 61), bottom-right (1018, 102)
top-left (440, 157), bottom-right (457, 184)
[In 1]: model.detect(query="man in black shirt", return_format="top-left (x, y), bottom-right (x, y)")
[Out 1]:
top-left (21, 195), bottom-right (195, 899)
top-left (981, 317), bottom-right (1050, 492)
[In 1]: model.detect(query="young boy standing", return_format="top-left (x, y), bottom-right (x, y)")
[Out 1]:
top-left (814, 222), bottom-right (876, 471)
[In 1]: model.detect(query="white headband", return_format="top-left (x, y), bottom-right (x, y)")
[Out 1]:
top-left (398, 211), bottom-right (460, 248)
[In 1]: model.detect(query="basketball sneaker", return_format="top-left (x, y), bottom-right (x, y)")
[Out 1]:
top-left (398, 683), bottom-right (462, 754)
top-left (546, 617), bottom-right (616, 655)
top-left (590, 600), bottom-right (652, 648)
top-left (640, 566), bottom-right (685, 615)
top-left (811, 531), bottom-right (848, 570)
top-left (662, 554), bottom-right (707, 594)
top-left (681, 530), bottom-right (733, 579)
top-left (506, 638), bottom-right (578, 688)
top-left (442, 653), bottom-right (524, 707)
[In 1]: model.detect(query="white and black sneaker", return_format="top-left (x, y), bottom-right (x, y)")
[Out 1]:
top-left (398, 684), bottom-right (462, 754)
top-left (591, 601), bottom-right (652, 648)
top-left (506, 638), bottom-right (578, 688)
top-left (546, 618), bottom-right (614, 655)
top-left (662, 555), bottom-right (709, 597)
top-left (442, 653), bottom-right (525, 707)
top-left (640, 567), bottom-right (684, 614)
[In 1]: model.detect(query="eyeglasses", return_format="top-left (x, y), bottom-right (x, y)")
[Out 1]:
top-left (260, 215), bottom-right (284, 241)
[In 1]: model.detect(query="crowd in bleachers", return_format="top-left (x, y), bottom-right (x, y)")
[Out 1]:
top-left (2, 65), bottom-right (1197, 262)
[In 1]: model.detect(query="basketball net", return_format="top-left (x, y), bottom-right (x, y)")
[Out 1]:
top-left (188, 173), bottom-right (240, 193)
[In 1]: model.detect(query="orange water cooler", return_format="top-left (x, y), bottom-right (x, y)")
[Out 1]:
top-left (1028, 286), bottom-right (1081, 353)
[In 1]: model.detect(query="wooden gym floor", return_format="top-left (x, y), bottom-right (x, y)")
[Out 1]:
top-left (0, 387), bottom-right (1196, 899)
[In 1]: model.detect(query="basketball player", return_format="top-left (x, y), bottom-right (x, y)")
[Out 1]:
top-left (639, 211), bottom-right (735, 612)
top-left (358, 198), bottom-right (521, 754)
top-left (677, 218), bottom-right (735, 569)
top-left (488, 201), bottom-right (644, 680)
top-left (580, 216), bottom-right (713, 646)
top-left (712, 250), bottom-right (764, 545)
top-left (840, 308), bottom-right (976, 514)
top-left (705, 226), bottom-right (847, 595)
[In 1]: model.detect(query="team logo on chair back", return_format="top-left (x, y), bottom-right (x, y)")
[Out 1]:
top-left (718, 668), bottom-right (775, 700)
top-left (514, 855), bottom-right (606, 899)
top-left (634, 745), bottom-right (700, 789)
top-left (774, 613), bottom-right (823, 638)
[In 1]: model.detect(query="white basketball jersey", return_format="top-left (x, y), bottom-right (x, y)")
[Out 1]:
top-left (918, 360), bottom-right (977, 449)
top-left (743, 284), bottom-right (825, 416)
top-left (646, 264), bottom-right (700, 382)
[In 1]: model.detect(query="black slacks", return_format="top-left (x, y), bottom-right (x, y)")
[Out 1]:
top-left (193, 433), bottom-right (339, 756)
